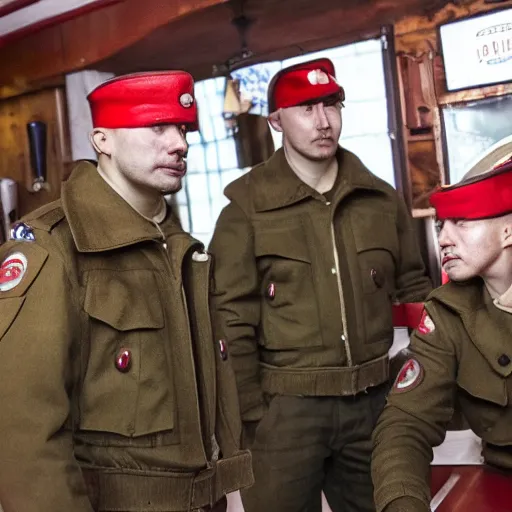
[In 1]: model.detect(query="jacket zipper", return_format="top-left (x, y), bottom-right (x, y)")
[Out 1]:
top-left (330, 221), bottom-right (353, 366)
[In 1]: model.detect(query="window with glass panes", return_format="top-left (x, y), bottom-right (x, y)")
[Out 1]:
top-left (178, 38), bottom-right (394, 245)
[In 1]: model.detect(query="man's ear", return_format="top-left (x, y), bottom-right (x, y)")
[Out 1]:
top-left (502, 216), bottom-right (512, 249)
top-left (90, 128), bottom-right (112, 156)
top-left (267, 111), bottom-right (283, 133)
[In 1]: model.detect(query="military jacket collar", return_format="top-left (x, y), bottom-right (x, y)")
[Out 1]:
top-left (494, 282), bottom-right (512, 313)
top-left (430, 280), bottom-right (512, 377)
top-left (252, 147), bottom-right (380, 213)
top-left (61, 161), bottom-right (187, 253)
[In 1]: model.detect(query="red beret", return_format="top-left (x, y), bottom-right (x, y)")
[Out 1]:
top-left (430, 158), bottom-right (512, 220)
top-left (87, 71), bottom-right (198, 131)
top-left (268, 58), bottom-right (344, 113)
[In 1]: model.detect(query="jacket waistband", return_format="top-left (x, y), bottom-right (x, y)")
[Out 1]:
top-left (82, 450), bottom-right (253, 511)
top-left (260, 355), bottom-right (389, 396)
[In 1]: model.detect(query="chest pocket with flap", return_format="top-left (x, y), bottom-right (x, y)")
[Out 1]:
top-left (80, 269), bottom-right (176, 442)
top-left (351, 211), bottom-right (398, 344)
top-left (254, 222), bottom-right (322, 349)
top-left (457, 354), bottom-right (508, 437)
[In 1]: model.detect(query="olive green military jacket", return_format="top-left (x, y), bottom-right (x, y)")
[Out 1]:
top-left (0, 163), bottom-right (252, 512)
top-left (209, 147), bottom-right (431, 422)
top-left (372, 279), bottom-right (512, 512)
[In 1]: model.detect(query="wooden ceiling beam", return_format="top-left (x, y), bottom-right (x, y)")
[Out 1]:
top-left (0, 0), bottom-right (453, 98)
top-left (0, 0), bottom-right (228, 97)
top-left (96, 0), bottom-right (452, 81)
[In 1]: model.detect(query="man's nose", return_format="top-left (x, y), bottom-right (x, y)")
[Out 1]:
top-left (168, 128), bottom-right (188, 154)
top-left (437, 223), bottom-right (452, 248)
top-left (314, 103), bottom-right (330, 130)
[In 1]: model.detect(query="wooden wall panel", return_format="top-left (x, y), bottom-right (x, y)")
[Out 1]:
top-left (0, 29), bottom-right (65, 98)
top-left (408, 138), bottom-right (440, 209)
top-left (0, 88), bottom-right (70, 219)
top-left (396, 0), bottom-right (512, 100)
top-left (394, 0), bottom-right (512, 213)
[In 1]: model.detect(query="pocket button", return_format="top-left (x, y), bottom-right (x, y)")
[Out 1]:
top-left (371, 268), bottom-right (384, 288)
top-left (115, 349), bottom-right (132, 373)
top-left (218, 339), bottom-right (228, 361)
top-left (498, 354), bottom-right (510, 367)
top-left (267, 282), bottom-right (276, 300)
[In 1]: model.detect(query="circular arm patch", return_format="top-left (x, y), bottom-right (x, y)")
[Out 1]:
top-left (394, 358), bottom-right (424, 393)
top-left (0, 253), bottom-right (28, 292)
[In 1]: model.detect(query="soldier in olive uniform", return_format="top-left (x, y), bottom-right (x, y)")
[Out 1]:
top-left (209, 58), bottom-right (431, 512)
top-left (372, 137), bottom-right (512, 512)
top-left (0, 71), bottom-right (253, 512)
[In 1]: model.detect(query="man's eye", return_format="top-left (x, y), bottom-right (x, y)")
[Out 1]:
top-left (152, 126), bottom-right (164, 134)
top-left (323, 98), bottom-right (340, 108)
top-left (304, 105), bottom-right (313, 113)
top-left (325, 102), bottom-right (343, 111)
top-left (435, 220), bottom-right (444, 233)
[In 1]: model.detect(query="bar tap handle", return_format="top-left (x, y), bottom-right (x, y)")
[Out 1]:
top-left (26, 121), bottom-right (47, 192)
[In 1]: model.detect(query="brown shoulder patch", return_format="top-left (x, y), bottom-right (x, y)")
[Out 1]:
top-left (417, 308), bottom-right (435, 335)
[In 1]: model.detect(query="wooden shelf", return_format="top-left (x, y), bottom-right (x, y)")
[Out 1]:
top-left (438, 83), bottom-right (512, 106)
top-left (407, 132), bottom-right (435, 143)
top-left (412, 207), bottom-right (435, 218)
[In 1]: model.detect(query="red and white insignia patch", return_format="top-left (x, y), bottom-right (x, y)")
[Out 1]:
top-left (417, 309), bottom-right (435, 335)
top-left (0, 252), bottom-right (28, 292)
top-left (307, 69), bottom-right (330, 85)
top-left (394, 358), bottom-right (424, 392)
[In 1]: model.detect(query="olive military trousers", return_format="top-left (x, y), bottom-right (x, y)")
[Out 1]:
top-left (241, 385), bottom-right (389, 512)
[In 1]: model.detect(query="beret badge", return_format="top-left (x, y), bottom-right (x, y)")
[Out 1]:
top-left (180, 93), bottom-right (194, 108)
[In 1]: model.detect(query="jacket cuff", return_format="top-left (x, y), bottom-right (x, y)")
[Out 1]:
top-left (240, 387), bottom-right (267, 422)
top-left (242, 400), bottom-right (267, 421)
top-left (384, 497), bottom-right (430, 512)
top-left (375, 482), bottom-right (430, 512)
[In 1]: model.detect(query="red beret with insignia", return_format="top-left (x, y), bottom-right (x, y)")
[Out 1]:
top-left (430, 136), bottom-right (512, 220)
top-left (267, 58), bottom-right (344, 113)
top-left (87, 71), bottom-right (198, 131)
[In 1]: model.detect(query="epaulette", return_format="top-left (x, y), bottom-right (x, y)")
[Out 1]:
top-left (23, 201), bottom-right (65, 233)
top-left (224, 174), bottom-right (246, 198)
top-left (428, 279), bottom-right (482, 315)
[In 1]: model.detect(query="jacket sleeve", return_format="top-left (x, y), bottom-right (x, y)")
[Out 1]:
top-left (209, 202), bottom-right (265, 422)
top-left (0, 241), bottom-right (93, 512)
top-left (371, 302), bottom-right (457, 512)
top-left (394, 197), bottom-right (432, 303)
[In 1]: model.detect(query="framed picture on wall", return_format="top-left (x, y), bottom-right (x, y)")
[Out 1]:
top-left (439, 7), bottom-right (512, 92)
